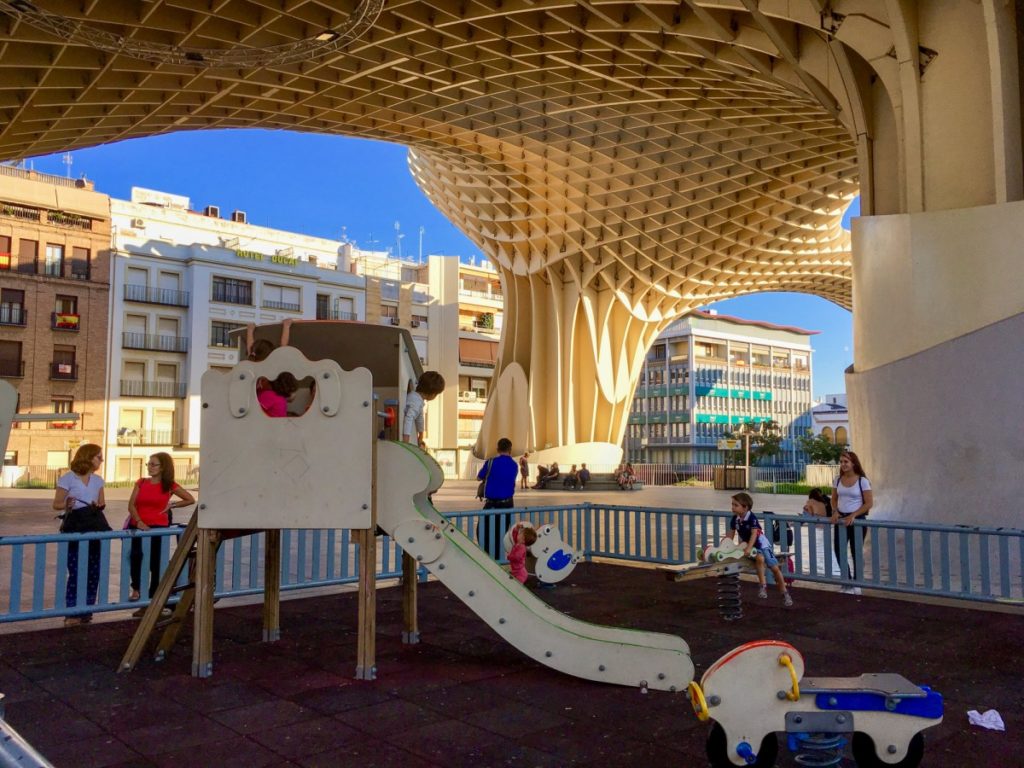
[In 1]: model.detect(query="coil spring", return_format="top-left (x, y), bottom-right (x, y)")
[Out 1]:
top-left (790, 733), bottom-right (847, 766)
top-left (716, 571), bottom-right (743, 621)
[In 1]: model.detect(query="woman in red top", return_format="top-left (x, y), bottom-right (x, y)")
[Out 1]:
top-left (128, 453), bottom-right (195, 602)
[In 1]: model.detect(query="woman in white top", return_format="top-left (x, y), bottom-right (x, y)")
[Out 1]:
top-left (830, 450), bottom-right (873, 593)
top-left (52, 444), bottom-right (108, 625)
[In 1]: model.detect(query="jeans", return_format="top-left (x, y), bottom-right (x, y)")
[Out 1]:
top-left (833, 518), bottom-right (869, 581)
top-left (130, 529), bottom-right (166, 599)
top-left (66, 540), bottom-right (101, 610)
top-left (479, 500), bottom-right (514, 561)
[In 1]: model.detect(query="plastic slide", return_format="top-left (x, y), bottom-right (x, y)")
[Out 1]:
top-left (376, 440), bottom-right (695, 692)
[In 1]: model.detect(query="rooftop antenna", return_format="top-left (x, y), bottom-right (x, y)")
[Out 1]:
top-left (61, 152), bottom-right (72, 178)
top-left (418, 226), bottom-right (425, 263)
top-left (394, 220), bottom-right (403, 260)
top-left (340, 225), bottom-right (348, 243)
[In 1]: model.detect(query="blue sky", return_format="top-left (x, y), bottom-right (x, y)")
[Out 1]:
top-left (29, 128), bottom-right (855, 397)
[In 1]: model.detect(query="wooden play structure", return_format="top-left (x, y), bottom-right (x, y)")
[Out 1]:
top-left (116, 321), bottom-right (942, 766)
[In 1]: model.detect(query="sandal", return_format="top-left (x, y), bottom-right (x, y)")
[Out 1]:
top-left (63, 616), bottom-right (83, 626)
top-left (129, 590), bottom-right (140, 602)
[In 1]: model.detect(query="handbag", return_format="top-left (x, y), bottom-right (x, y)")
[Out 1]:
top-left (59, 503), bottom-right (111, 534)
top-left (476, 459), bottom-right (493, 501)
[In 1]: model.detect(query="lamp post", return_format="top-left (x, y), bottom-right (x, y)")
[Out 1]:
top-left (744, 421), bottom-right (764, 491)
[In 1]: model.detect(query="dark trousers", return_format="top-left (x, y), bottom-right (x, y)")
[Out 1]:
top-left (66, 540), bottom-right (101, 609)
top-left (833, 519), bottom-right (869, 580)
top-left (479, 499), bottom-right (514, 561)
top-left (130, 530), bottom-right (166, 598)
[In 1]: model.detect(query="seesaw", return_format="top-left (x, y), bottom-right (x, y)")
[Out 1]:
top-left (661, 539), bottom-right (793, 621)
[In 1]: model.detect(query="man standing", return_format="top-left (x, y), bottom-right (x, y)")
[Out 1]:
top-left (477, 437), bottom-right (519, 560)
top-left (519, 452), bottom-right (530, 490)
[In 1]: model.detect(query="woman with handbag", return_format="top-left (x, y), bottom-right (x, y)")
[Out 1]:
top-left (52, 443), bottom-right (110, 626)
top-left (127, 452), bottom-right (195, 605)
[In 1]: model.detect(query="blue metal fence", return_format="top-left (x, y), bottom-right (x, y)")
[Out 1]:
top-left (1, 505), bottom-right (1021, 623)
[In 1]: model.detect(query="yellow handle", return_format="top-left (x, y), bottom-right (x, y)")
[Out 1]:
top-left (688, 681), bottom-right (710, 722)
top-left (778, 653), bottom-right (800, 701)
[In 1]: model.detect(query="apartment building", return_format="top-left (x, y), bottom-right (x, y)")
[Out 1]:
top-left (0, 165), bottom-right (111, 470)
top-left (105, 188), bottom-right (364, 480)
top-left (422, 254), bottom-right (503, 474)
top-left (625, 310), bottom-right (815, 465)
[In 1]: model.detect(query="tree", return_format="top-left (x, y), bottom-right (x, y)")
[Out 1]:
top-left (724, 420), bottom-right (783, 465)
top-left (798, 429), bottom-right (846, 464)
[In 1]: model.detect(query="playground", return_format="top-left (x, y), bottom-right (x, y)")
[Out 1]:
top-left (0, 562), bottom-right (1018, 767)
top-left (0, 322), bottom-right (1018, 766)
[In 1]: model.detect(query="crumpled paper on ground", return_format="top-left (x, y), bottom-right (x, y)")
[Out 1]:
top-left (967, 709), bottom-right (1005, 731)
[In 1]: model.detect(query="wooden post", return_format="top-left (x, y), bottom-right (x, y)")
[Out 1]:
top-left (355, 436), bottom-right (378, 679)
top-left (263, 529), bottom-right (281, 642)
top-left (192, 528), bottom-right (219, 678)
top-left (402, 551), bottom-right (419, 644)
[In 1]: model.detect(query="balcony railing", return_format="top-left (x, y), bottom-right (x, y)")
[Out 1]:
top-left (116, 429), bottom-right (180, 446)
top-left (262, 300), bottom-right (301, 312)
top-left (46, 210), bottom-right (92, 230)
top-left (122, 332), bottom-right (189, 353)
top-left (0, 359), bottom-right (25, 378)
top-left (119, 380), bottom-right (187, 398)
top-left (49, 362), bottom-right (78, 381)
top-left (0, 203), bottom-right (41, 223)
top-left (460, 358), bottom-right (495, 368)
top-left (0, 306), bottom-right (26, 326)
top-left (51, 312), bottom-right (80, 331)
top-left (211, 286), bottom-right (252, 305)
top-left (124, 284), bottom-right (190, 307)
top-left (316, 310), bottom-right (358, 321)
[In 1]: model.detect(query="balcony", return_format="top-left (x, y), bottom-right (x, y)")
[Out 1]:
top-left (49, 361), bottom-right (78, 381)
top-left (0, 306), bottom-right (26, 326)
top-left (51, 312), bottom-right (80, 331)
top-left (122, 332), bottom-right (189, 353)
top-left (124, 284), bottom-right (190, 307)
top-left (0, 203), bottom-right (41, 223)
top-left (120, 379), bottom-right (187, 398)
top-left (48, 420), bottom-right (78, 430)
top-left (47, 210), bottom-right (92, 231)
top-left (459, 357), bottom-right (495, 369)
top-left (262, 300), bottom-right (301, 312)
top-left (0, 359), bottom-right (25, 378)
top-left (211, 287), bottom-right (252, 305)
top-left (316, 309), bottom-right (358, 321)
top-left (116, 429), bottom-right (180, 446)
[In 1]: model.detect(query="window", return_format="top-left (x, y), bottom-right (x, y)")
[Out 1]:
top-left (52, 397), bottom-right (74, 414)
top-left (52, 344), bottom-right (76, 379)
top-left (0, 288), bottom-right (25, 325)
top-left (381, 305), bottom-right (398, 319)
top-left (17, 239), bottom-right (37, 274)
top-left (0, 235), bottom-right (10, 269)
top-left (70, 247), bottom-right (90, 280)
top-left (53, 294), bottom-right (80, 330)
top-left (3, 451), bottom-right (16, 466)
top-left (401, 266), bottom-right (419, 282)
top-left (835, 426), bottom-right (848, 446)
top-left (212, 276), bottom-right (252, 305)
top-left (337, 297), bottom-right (355, 320)
top-left (44, 244), bottom-right (64, 277)
top-left (316, 293), bottom-right (330, 320)
top-left (263, 283), bottom-right (300, 311)
top-left (0, 340), bottom-right (23, 377)
top-left (211, 320), bottom-right (244, 347)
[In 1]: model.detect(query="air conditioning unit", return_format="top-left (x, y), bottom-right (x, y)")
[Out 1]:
top-left (204, 205), bottom-right (220, 218)
top-left (231, 210), bottom-right (247, 224)
top-left (410, 320), bottom-right (420, 328)
top-left (131, 218), bottom-right (145, 228)
top-left (389, 317), bottom-right (400, 325)
top-left (461, 391), bottom-right (477, 401)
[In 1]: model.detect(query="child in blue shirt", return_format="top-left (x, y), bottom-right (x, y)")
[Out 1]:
top-left (729, 492), bottom-right (793, 607)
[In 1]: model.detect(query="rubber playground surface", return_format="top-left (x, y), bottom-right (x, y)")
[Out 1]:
top-left (0, 563), bottom-right (1019, 767)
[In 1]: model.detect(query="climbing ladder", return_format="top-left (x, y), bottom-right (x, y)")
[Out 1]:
top-left (118, 519), bottom-right (282, 674)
